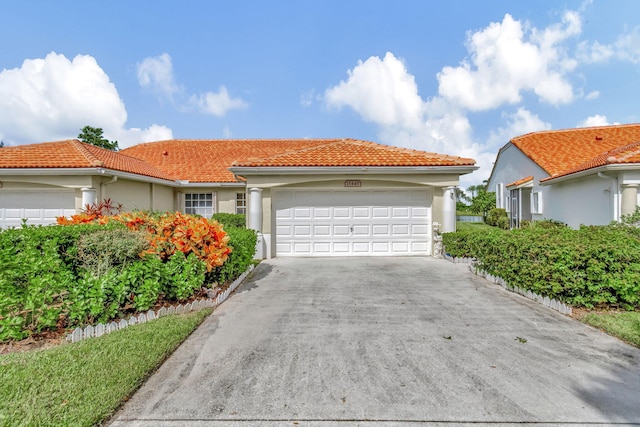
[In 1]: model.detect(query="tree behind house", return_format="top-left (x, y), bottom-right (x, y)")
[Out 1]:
top-left (78, 126), bottom-right (119, 151)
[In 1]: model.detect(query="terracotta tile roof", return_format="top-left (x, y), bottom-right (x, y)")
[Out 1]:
top-left (506, 176), bottom-right (533, 188)
top-left (122, 138), bottom-right (476, 182)
top-left (232, 138), bottom-right (476, 168)
top-left (511, 124), bottom-right (640, 179)
top-left (120, 139), bottom-right (335, 182)
top-left (0, 140), bottom-right (174, 181)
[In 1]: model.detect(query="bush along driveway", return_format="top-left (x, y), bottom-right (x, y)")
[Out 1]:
top-left (109, 257), bottom-right (640, 426)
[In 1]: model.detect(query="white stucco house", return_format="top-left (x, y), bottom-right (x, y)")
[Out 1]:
top-left (0, 138), bottom-right (476, 257)
top-left (487, 123), bottom-right (640, 228)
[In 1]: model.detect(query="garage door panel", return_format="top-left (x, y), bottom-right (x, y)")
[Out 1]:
top-left (412, 224), bottom-right (429, 235)
top-left (372, 224), bottom-right (389, 236)
top-left (333, 207), bottom-right (350, 218)
top-left (314, 225), bottom-right (331, 236)
top-left (353, 207), bottom-right (370, 218)
top-left (314, 207), bottom-right (331, 218)
top-left (276, 225), bottom-right (292, 236)
top-left (392, 207), bottom-right (410, 218)
top-left (293, 208), bottom-right (311, 219)
top-left (333, 242), bottom-right (350, 252)
top-left (276, 208), bottom-right (292, 219)
top-left (294, 225), bottom-right (311, 236)
top-left (352, 225), bottom-right (370, 236)
top-left (412, 207), bottom-right (429, 217)
top-left (275, 189), bottom-right (431, 256)
top-left (333, 225), bottom-right (350, 236)
top-left (372, 207), bottom-right (390, 218)
top-left (313, 242), bottom-right (331, 253)
top-left (392, 242), bottom-right (410, 252)
top-left (392, 224), bottom-right (410, 236)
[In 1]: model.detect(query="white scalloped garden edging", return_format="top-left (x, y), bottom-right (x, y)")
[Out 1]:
top-left (65, 264), bottom-right (255, 343)
top-left (444, 254), bottom-right (572, 316)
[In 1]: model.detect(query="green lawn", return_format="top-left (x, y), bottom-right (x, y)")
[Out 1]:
top-left (0, 309), bottom-right (212, 427)
top-left (581, 311), bottom-right (640, 348)
top-left (456, 221), bottom-right (496, 232)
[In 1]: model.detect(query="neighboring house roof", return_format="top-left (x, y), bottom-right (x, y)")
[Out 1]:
top-left (511, 124), bottom-right (640, 180)
top-left (0, 140), bottom-right (174, 181)
top-left (506, 176), bottom-right (533, 188)
top-left (232, 138), bottom-right (476, 168)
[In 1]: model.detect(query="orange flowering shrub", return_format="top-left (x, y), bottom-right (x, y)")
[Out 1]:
top-left (57, 208), bottom-right (231, 272)
top-left (119, 212), bottom-right (231, 271)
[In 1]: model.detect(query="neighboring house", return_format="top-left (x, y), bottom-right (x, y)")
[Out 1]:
top-left (487, 123), bottom-right (640, 228)
top-left (0, 138), bottom-right (477, 257)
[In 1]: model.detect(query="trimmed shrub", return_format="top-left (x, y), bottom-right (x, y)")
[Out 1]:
top-left (485, 208), bottom-right (508, 228)
top-left (211, 213), bottom-right (246, 229)
top-left (443, 225), bottom-right (640, 309)
top-left (0, 224), bottom-right (109, 340)
top-left (76, 228), bottom-right (150, 277)
top-left (208, 226), bottom-right (257, 285)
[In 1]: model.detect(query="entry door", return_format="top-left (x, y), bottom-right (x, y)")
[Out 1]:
top-left (274, 189), bottom-right (431, 256)
top-left (510, 189), bottom-right (519, 228)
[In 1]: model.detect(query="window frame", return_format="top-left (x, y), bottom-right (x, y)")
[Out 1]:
top-left (531, 191), bottom-right (543, 214)
top-left (235, 192), bottom-right (247, 215)
top-left (184, 192), bottom-right (215, 217)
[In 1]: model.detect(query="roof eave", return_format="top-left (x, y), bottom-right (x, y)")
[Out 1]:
top-left (540, 164), bottom-right (640, 185)
top-left (229, 165), bottom-right (479, 176)
top-left (0, 167), bottom-right (178, 186)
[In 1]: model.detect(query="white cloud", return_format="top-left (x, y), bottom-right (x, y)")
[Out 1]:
top-left (576, 114), bottom-right (618, 128)
top-left (222, 125), bottom-right (232, 138)
top-left (136, 53), bottom-right (181, 99)
top-left (437, 12), bottom-right (580, 111)
top-left (300, 89), bottom-right (315, 107)
top-left (137, 53), bottom-right (248, 117)
top-left (116, 124), bottom-right (173, 147)
top-left (0, 52), bottom-right (172, 148)
top-left (322, 8), bottom-right (639, 186)
top-left (578, 27), bottom-right (640, 64)
top-left (585, 90), bottom-right (600, 100)
top-left (325, 53), bottom-right (424, 130)
top-left (323, 52), bottom-right (492, 186)
top-left (487, 108), bottom-right (552, 147)
top-left (189, 86), bottom-right (247, 117)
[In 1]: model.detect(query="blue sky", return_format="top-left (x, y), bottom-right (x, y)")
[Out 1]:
top-left (1, 1), bottom-right (639, 186)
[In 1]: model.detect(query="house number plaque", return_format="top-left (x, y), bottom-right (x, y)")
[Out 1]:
top-left (344, 180), bottom-right (361, 188)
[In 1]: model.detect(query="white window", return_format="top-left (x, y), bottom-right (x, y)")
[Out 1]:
top-left (184, 193), bottom-right (214, 217)
top-left (531, 191), bottom-right (543, 214)
top-left (236, 192), bottom-right (246, 215)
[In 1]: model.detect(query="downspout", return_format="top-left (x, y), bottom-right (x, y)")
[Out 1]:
top-left (597, 172), bottom-right (619, 222)
top-left (100, 176), bottom-right (118, 200)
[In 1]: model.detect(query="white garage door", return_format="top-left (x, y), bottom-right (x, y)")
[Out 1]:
top-left (275, 189), bottom-right (431, 256)
top-left (0, 190), bottom-right (76, 228)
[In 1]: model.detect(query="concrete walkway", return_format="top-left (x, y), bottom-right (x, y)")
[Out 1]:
top-left (109, 257), bottom-right (640, 426)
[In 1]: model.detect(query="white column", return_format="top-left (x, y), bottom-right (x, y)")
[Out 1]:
top-left (442, 186), bottom-right (456, 233)
top-left (248, 188), bottom-right (263, 232)
top-left (621, 184), bottom-right (639, 217)
top-left (81, 187), bottom-right (97, 209)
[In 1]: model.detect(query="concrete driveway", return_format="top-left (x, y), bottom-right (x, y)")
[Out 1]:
top-left (109, 257), bottom-right (640, 426)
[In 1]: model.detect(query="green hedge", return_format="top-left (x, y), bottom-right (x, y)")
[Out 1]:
top-left (211, 213), bottom-right (246, 229)
top-left (443, 224), bottom-right (640, 309)
top-left (208, 226), bottom-right (257, 285)
top-left (1, 219), bottom-right (257, 342)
